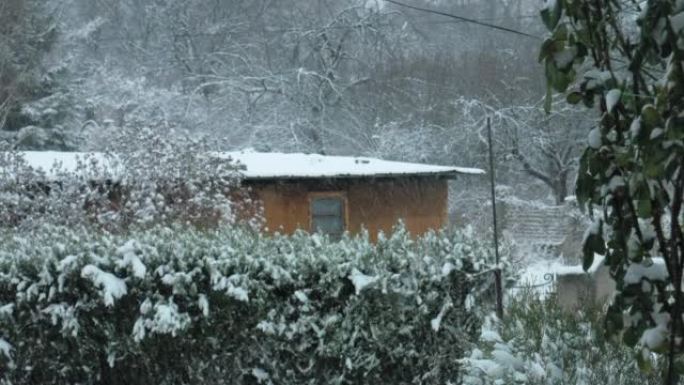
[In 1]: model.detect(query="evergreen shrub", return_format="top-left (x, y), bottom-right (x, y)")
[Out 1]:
top-left (0, 225), bottom-right (493, 385)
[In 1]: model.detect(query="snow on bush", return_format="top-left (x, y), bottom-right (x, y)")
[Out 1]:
top-left (0, 224), bottom-right (494, 385)
top-left (460, 293), bottom-right (662, 385)
top-left (80, 264), bottom-right (128, 307)
top-left (0, 128), bottom-right (261, 232)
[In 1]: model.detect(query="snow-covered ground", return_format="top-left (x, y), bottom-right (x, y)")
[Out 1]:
top-left (512, 254), bottom-right (605, 297)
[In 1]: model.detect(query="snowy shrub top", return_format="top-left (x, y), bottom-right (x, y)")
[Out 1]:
top-left (460, 295), bottom-right (661, 385)
top-left (0, 128), bottom-right (261, 231)
top-left (0, 224), bottom-right (495, 384)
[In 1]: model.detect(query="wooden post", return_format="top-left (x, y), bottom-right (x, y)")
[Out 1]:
top-left (487, 117), bottom-right (504, 319)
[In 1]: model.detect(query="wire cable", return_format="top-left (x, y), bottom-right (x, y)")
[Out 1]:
top-left (383, 0), bottom-right (542, 40)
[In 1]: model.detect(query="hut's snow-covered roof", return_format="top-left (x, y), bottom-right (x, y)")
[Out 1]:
top-left (216, 150), bottom-right (484, 179)
top-left (4, 150), bottom-right (484, 180)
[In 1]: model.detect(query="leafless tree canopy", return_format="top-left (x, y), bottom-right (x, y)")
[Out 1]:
top-left (0, 0), bottom-right (597, 206)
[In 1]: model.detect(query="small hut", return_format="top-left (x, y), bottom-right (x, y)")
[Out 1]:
top-left (221, 151), bottom-right (483, 240)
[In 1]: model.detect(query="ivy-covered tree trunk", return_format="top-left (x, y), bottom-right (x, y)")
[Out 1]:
top-left (539, 0), bottom-right (684, 383)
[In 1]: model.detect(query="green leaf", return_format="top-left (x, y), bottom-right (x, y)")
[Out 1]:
top-left (548, 64), bottom-right (574, 92)
top-left (644, 160), bottom-right (664, 178)
top-left (623, 327), bottom-right (640, 347)
top-left (582, 90), bottom-right (595, 108)
top-left (605, 304), bottom-right (624, 336)
top-left (551, 22), bottom-right (568, 41)
top-left (637, 348), bottom-right (653, 373)
top-left (574, 28), bottom-right (591, 46)
top-left (566, 91), bottom-right (583, 104)
top-left (614, 150), bottom-right (632, 168)
top-left (583, 221), bottom-right (605, 271)
top-left (641, 105), bottom-right (659, 127)
top-left (637, 199), bottom-right (652, 218)
top-left (575, 150), bottom-right (598, 211)
top-left (538, 38), bottom-right (556, 62)
top-left (582, 248), bottom-right (595, 271)
top-left (674, 355), bottom-right (684, 374)
top-left (666, 117), bottom-right (684, 140)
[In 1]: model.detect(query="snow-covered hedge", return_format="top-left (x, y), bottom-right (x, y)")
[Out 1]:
top-left (0, 225), bottom-right (493, 385)
top-left (460, 293), bottom-right (661, 385)
top-left (0, 129), bottom-right (261, 232)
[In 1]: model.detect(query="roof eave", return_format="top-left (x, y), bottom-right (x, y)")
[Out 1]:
top-left (240, 170), bottom-right (482, 182)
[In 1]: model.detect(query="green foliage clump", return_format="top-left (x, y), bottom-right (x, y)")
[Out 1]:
top-left (461, 293), bottom-right (662, 385)
top-left (539, 0), bottom-right (684, 380)
top-left (0, 224), bottom-right (494, 385)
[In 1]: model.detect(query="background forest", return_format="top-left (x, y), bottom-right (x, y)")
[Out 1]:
top-left (0, 0), bottom-right (596, 210)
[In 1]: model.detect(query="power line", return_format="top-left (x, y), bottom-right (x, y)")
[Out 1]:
top-left (70, 13), bottom-right (542, 44)
top-left (383, 0), bottom-right (542, 40)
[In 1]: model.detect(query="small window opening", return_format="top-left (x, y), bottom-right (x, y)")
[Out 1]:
top-left (310, 195), bottom-right (345, 239)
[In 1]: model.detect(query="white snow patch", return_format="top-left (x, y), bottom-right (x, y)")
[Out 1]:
top-left (640, 308), bottom-right (670, 350)
top-left (585, 69), bottom-right (612, 90)
top-left (256, 320), bottom-right (276, 335)
top-left (441, 262), bottom-right (456, 277)
top-left (608, 175), bottom-right (625, 192)
top-left (640, 219), bottom-right (656, 242)
top-left (349, 268), bottom-right (378, 295)
top-left (624, 258), bottom-right (668, 284)
top-left (57, 255), bottom-right (79, 272)
top-left (606, 89), bottom-right (621, 112)
top-left (68, 17), bottom-right (105, 40)
top-left (0, 338), bottom-right (12, 359)
top-left (198, 294), bottom-right (209, 317)
top-left (294, 290), bottom-right (308, 303)
top-left (116, 240), bottom-right (146, 279)
top-left (650, 128), bottom-right (664, 140)
top-left (149, 300), bottom-right (191, 336)
top-left (630, 118), bottom-right (641, 138)
top-left (480, 329), bottom-right (503, 343)
top-left (514, 254), bottom-right (606, 297)
top-left (7, 150), bottom-right (485, 181)
top-left (552, 255), bottom-right (605, 275)
top-left (2, 151), bottom-right (120, 179)
top-left (541, 0), bottom-right (557, 11)
top-left (0, 303), bottom-right (14, 318)
top-left (582, 219), bottom-right (601, 245)
top-left (492, 348), bottom-right (524, 370)
top-left (465, 293), bottom-right (475, 311)
top-left (553, 47), bottom-right (576, 68)
top-left (217, 150), bottom-right (485, 179)
top-left (228, 286), bottom-right (249, 302)
top-left (515, 259), bottom-right (556, 297)
top-left (81, 265), bottom-right (127, 306)
top-left (528, 361), bottom-right (547, 380)
top-left (588, 128), bottom-right (602, 149)
top-left (252, 367), bottom-right (270, 383)
top-left (639, 326), bottom-right (667, 350)
top-left (469, 359), bottom-right (504, 378)
top-left (431, 301), bottom-right (452, 332)
top-left (670, 11), bottom-right (684, 32)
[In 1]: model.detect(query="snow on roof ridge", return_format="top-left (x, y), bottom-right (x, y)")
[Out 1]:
top-left (4, 150), bottom-right (484, 180)
top-left (216, 150), bottom-right (485, 179)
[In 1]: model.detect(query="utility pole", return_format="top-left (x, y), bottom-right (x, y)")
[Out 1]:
top-left (487, 117), bottom-right (504, 319)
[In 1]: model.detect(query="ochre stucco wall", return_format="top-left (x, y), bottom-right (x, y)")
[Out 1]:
top-left (247, 177), bottom-right (448, 240)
